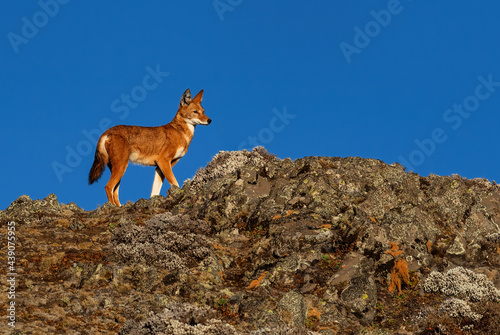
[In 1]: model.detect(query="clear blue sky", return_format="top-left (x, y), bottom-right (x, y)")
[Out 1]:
top-left (2, 1), bottom-right (500, 210)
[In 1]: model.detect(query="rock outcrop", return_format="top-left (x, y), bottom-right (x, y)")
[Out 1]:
top-left (1, 148), bottom-right (500, 334)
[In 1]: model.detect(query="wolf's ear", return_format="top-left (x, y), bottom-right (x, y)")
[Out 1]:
top-left (180, 89), bottom-right (192, 107)
top-left (192, 89), bottom-right (204, 103)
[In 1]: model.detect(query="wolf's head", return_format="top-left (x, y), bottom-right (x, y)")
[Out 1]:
top-left (178, 89), bottom-right (211, 126)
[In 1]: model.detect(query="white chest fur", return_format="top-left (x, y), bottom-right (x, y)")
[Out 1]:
top-left (174, 147), bottom-right (186, 159)
top-left (186, 123), bottom-right (195, 135)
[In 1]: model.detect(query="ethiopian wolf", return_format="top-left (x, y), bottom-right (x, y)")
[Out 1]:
top-left (89, 89), bottom-right (211, 206)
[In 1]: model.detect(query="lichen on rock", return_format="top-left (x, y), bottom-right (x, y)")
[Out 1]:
top-left (112, 213), bottom-right (213, 271)
top-left (2, 149), bottom-right (500, 334)
top-left (423, 266), bottom-right (500, 302)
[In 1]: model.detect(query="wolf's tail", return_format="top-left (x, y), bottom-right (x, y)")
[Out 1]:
top-left (88, 135), bottom-right (109, 185)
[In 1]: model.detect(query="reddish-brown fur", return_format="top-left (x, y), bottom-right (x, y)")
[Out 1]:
top-left (89, 89), bottom-right (211, 206)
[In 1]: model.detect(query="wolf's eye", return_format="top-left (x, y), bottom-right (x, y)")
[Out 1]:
top-left (193, 110), bottom-right (199, 114)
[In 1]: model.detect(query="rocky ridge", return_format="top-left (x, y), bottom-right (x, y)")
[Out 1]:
top-left (1, 148), bottom-right (500, 334)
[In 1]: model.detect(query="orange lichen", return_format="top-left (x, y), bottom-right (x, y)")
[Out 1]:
top-left (218, 271), bottom-right (224, 281)
top-left (320, 224), bottom-right (332, 229)
top-left (213, 243), bottom-right (225, 250)
top-left (307, 306), bottom-right (321, 320)
top-left (370, 216), bottom-right (377, 223)
top-left (274, 210), bottom-right (294, 220)
top-left (247, 271), bottom-right (269, 290)
top-left (388, 258), bottom-right (410, 294)
top-left (318, 158), bottom-right (333, 168)
top-left (385, 242), bottom-right (403, 257)
top-left (385, 242), bottom-right (410, 294)
top-left (426, 240), bottom-right (432, 253)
